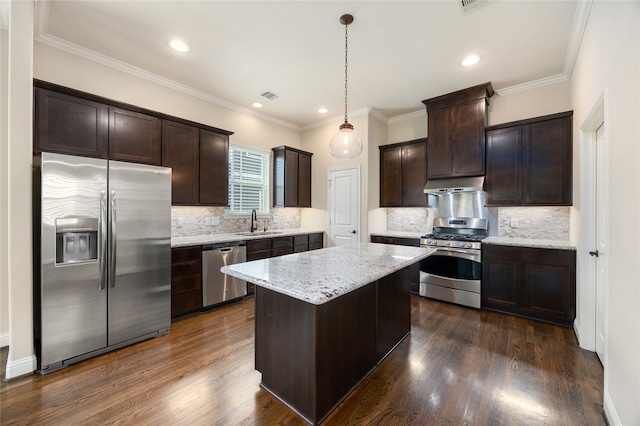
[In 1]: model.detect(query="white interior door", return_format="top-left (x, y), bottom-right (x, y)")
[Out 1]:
top-left (595, 123), bottom-right (606, 364)
top-left (328, 166), bottom-right (360, 246)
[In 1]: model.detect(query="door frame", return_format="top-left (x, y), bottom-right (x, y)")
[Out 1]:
top-left (327, 165), bottom-right (361, 247)
top-left (577, 90), bottom-right (610, 358)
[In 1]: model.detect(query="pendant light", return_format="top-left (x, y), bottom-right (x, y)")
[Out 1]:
top-left (329, 14), bottom-right (363, 160)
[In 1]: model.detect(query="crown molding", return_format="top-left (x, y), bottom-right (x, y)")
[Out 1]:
top-left (388, 109), bottom-right (426, 125)
top-left (368, 107), bottom-right (389, 124)
top-left (563, 0), bottom-right (592, 78)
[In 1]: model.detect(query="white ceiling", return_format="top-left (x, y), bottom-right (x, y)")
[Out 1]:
top-left (35, 1), bottom-right (586, 130)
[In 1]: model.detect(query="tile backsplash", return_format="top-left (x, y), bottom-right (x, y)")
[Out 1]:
top-left (497, 206), bottom-right (570, 240)
top-left (386, 206), bottom-right (570, 240)
top-left (171, 206), bottom-right (301, 237)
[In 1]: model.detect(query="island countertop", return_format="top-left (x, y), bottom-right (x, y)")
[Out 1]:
top-left (221, 242), bottom-right (435, 305)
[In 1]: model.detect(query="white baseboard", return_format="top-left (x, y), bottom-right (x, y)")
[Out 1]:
top-left (603, 391), bottom-right (621, 425)
top-left (5, 354), bottom-right (37, 380)
top-left (0, 332), bottom-right (9, 348)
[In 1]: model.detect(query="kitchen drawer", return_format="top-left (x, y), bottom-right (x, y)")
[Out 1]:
top-left (171, 258), bottom-right (200, 276)
top-left (171, 290), bottom-right (202, 317)
top-left (171, 274), bottom-right (201, 295)
top-left (172, 246), bottom-right (200, 263)
top-left (371, 236), bottom-right (395, 244)
top-left (247, 249), bottom-right (271, 261)
top-left (272, 236), bottom-right (294, 249)
top-left (293, 234), bottom-right (309, 245)
top-left (247, 239), bottom-right (271, 252)
top-left (309, 243), bottom-right (323, 251)
top-left (309, 233), bottom-right (323, 244)
top-left (294, 244), bottom-right (308, 253)
top-left (272, 247), bottom-right (294, 257)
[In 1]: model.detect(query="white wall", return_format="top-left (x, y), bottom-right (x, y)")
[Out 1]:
top-left (0, 25), bottom-right (9, 347)
top-left (570, 2), bottom-right (639, 424)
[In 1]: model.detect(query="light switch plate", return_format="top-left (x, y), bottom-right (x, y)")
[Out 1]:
top-left (510, 217), bottom-right (519, 228)
top-left (205, 217), bottom-right (212, 226)
top-left (212, 216), bottom-right (221, 225)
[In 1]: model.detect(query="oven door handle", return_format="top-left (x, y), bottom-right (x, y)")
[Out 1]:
top-left (432, 247), bottom-right (481, 262)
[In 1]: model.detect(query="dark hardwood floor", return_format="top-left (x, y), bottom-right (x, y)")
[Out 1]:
top-left (1, 295), bottom-right (604, 425)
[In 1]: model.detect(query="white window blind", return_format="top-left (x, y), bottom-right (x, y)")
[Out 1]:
top-left (225, 145), bottom-right (270, 214)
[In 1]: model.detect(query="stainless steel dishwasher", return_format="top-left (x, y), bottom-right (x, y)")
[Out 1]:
top-left (202, 242), bottom-right (247, 308)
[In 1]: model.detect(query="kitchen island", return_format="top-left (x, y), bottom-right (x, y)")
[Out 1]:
top-left (222, 242), bottom-right (434, 425)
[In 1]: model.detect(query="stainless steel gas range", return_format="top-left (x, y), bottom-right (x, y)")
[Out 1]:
top-left (419, 217), bottom-right (488, 309)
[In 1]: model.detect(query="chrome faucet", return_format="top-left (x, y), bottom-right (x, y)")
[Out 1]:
top-left (250, 209), bottom-right (258, 233)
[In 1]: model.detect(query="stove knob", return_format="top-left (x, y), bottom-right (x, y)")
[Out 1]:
top-left (444, 241), bottom-right (451, 247)
top-left (465, 243), bottom-right (472, 249)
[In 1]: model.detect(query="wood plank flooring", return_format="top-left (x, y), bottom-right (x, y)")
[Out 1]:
top-left (1, 295), bottom-right (605, 425)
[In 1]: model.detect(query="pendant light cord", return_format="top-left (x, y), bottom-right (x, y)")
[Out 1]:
top-left (343, 22), bottom-right (349, 124)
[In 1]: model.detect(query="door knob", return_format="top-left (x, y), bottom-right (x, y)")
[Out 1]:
top-left (589, 250), bottom-right (599, 257)
top-left (351, 230), bottom-right (356, 234)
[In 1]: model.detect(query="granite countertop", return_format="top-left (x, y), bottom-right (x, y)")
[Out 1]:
top-left (482, 236), bottom-right (576, 250)
top-left (221, 242), bottom-right (435, 305)
top-left (171, 227), bottom-right (324, 248)
top-left (370, 231), bottom-right (424, 240)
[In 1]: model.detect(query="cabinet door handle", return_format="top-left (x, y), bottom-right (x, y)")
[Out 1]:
top-left (589, 250), bottom-right (599, 257)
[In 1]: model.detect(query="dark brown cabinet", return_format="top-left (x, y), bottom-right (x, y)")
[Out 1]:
top-left (422, 83), bottom-right (494, 178)
top-left (199, 129), bottom-right (229, 205)
top-left (161, 122), bottom-right (229, 206)
top-left (35, 88), bottom-right (109, 158)
top-left (162, 120), bottom-right (199, 204)
top-left (272, 146), bottom-right (313, 208)
top-left (34, 80), bottom-right (233, 203)
top-left (370, 235), bottom-right (421, 294)
top-left (171, 246), bottom-right (202, 318)
top-left (379, 139), bottom-right (428, 207)
top-left (246, 232), bottom-right (324, 295)
top-left (482, 243), bottom-right (576, 326)
top-left (486, 111), bottom-right (573, 206)
top-left (108, 107), bottom-right (161, 165)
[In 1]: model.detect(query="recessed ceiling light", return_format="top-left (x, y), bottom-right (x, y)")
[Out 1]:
top-left (252, 102), bottom-right (263, 108)
top-left (462, 55), bottom-right (480, 67)
top-left (170, 40), bottom-right (189, 52)
top-left (318, 108), bottom-right (328, 114)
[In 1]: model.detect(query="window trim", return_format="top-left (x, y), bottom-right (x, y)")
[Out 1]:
top-left (224, 144), bottom-right (271, 216)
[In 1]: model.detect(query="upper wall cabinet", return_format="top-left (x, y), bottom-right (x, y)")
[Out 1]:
top-left (34, 80), bottom-right (233, 206)
top-left (485, 111), bottom-right (573, 206)
top-left (379, 138), bottom-right (428, 207)
top-left (35, 88), bottom-right (109, 159)
top-left (272, 146), bottom-right (313, 208)
top-left (422, 83), bottom-right (494, 179)
top-left (35, 87), bottom-right (161, 165)
top-left (161, 122), bottom-right (230, 206)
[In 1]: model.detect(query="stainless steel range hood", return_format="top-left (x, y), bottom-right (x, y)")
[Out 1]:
top-left (423, 176), bottom-right (485, 194)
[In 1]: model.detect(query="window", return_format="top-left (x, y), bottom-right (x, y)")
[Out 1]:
top-left (225, 145), bottom-right (270, 214)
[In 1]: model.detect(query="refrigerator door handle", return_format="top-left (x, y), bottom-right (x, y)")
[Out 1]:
top-left (99, 190), bottom-right (108, 290)
top-left (109, 190), bottom-right (117, 288)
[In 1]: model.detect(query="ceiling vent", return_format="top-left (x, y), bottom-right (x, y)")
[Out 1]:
top-left (260, 90), bottom-right (281, 101)
top-left (460, 0), bottom-right (494, 14)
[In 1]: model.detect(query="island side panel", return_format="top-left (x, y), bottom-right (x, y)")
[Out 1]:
top-left (376, 266), bottom-right (412, 362)
top-left (255, 287), bottom-right (317, 421)
top-left (316, 284), bottom-right (377, 422)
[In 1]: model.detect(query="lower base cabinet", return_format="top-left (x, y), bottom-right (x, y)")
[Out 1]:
top-left (171, 247), bottom-right (202, 318)
top-left (246, 232), bottom-right (324, 295)
top-left (370, 235), bottom-right (421, 294)
top-left (482, 244), bottom-right (576, 326)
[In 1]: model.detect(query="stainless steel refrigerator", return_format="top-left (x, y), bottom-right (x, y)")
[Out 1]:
top-left (34, 152), bottom-right (171, 373)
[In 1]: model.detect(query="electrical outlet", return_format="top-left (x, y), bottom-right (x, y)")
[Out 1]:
top-left (272, 216), bottom-right (278, 223)
top-left (409, 216), bottom-right (415, 224)
top-left (212, 216), bottom-right (221, 225)
top-left (177, 217), bottom-right (184, 228)
top-left (205, 217), bottom-right (212, 226)
top-left (510, 217), bottom-right (519, 228)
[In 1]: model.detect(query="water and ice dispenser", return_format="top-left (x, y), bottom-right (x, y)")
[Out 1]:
top-left (55, 218), bottom-right (99, 265)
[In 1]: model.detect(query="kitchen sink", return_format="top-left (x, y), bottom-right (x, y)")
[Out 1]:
top-left (236, 231), bottom-right (282, 237)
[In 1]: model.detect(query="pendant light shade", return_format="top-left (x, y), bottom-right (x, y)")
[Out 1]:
top-left (329, 121), bottom-right (363, 160)
top-left (330, 14), bottom-right (362, 160)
